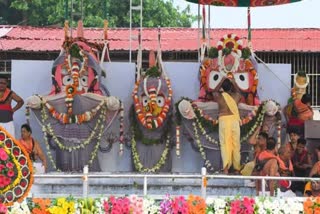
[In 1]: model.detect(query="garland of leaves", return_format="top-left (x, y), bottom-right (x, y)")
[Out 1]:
top-left (192, 122), bottom-right (214, 171)
top-left (40, 101), bottom-right (107, 171)
top-left (131, 127), bottom-right (170, 173)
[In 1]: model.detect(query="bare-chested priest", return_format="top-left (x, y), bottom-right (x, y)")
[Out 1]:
top-left (0, 76), bottom-right (24, 136)
top-left (214, 78), bottom-right (242, 174)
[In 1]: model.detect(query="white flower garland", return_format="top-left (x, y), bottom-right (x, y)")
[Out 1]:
top-left (40, 102), bottom-right (107, 171)
top-left (192, 122), bottom-right (214, 171)
top-left (131, 128), bottom-right (170, 173)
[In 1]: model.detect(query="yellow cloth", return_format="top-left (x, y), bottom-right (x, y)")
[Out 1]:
top-left (221, 92), bottom-right (240, 121)
top-left (241, 160), bottom-right (255, 176)
top-left (304, 182), bottom-right (311, 195)
top-left (219, 115), bottom-right (241, 170)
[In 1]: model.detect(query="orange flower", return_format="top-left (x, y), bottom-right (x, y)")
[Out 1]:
top-left (187, 194), bottom-right (206, 214)
top-left (32, 198), bottom-right (51, 211)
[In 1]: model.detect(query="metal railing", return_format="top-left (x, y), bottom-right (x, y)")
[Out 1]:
top-left (32, 166), bottom-right (320, 198)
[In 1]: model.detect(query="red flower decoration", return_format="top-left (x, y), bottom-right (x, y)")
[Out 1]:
top-left (22, 170), bottom-right (28, 177)
top-left (7, 170), bottom-right (14, 178)
top-left (5, 140), bottom-right (12, 148)
top-left (20, 180), bottom-right (27, 188)
top-left (13, 149), bottom-right (19, 157)
top-left (0, 149), bottom-right (8, 161)
top-left (0, 133), bottom-right (5, 141)
top-left (19, 158), bottom-right (26, 166)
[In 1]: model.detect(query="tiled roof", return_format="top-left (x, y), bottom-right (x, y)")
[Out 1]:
top-left (0, 25), bottom-right (319, 52)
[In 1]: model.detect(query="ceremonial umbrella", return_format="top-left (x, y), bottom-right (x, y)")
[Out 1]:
top-left (185, 0), bottom-right (302, 7)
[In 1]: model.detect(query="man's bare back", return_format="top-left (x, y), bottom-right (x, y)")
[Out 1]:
top-left (258, 158), bottom-right (279, 196)
top-left (214, 91), bottom-right (241, 117)
top-left (212, 78), bottom-right (242, 117)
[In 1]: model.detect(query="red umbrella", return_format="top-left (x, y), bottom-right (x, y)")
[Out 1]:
top-left (185, 0), bottom-right (303, 7)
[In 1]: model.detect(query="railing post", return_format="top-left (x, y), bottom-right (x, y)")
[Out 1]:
top-left (261, 178), bottom-right (266, 197)
top-left (83, 165), bottom-right (89, 198)
top-left (201, 167), bottom-right (207, 199)
top-left (143, 175), bottom-right (148, 196)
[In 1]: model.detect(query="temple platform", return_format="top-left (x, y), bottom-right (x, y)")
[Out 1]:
top-left (30, 172), bottom-right (255, 198)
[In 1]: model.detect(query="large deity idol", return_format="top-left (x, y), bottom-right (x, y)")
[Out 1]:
top-left (176, 34), bottom-right (282, 172)
top-left (131, 51), bottom-right (173, 173)
top-left (26, 21), bottom-right (122, 172)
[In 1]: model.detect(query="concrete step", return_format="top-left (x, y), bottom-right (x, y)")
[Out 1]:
top-left (30, 173), bottom-right (255, 198)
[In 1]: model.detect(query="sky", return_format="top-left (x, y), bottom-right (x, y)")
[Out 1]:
top-left (174, 0), bottom-right (319, 28)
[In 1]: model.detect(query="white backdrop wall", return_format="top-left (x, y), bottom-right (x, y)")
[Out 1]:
top-left (11, 60), bottom-right (291, 172)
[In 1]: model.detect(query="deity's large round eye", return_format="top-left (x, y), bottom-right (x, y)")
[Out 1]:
top-left (156, 96), bottom-right (165, 107)
top-left (80, 76), bottom-right (88, 87)
top-left (62, 75), bottom-right (73, 85)
top-left (142, 96), bottom-right (149, 107)
top-left (234, 72), bottom-right (249, 91)
top-left (208, 71), bottom-right (224, 90)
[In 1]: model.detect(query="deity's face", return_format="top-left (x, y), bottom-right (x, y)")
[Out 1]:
top-left (60, 59), bottom-right (89, 94)
top-left (133, 75), bottom-right (172, 130)
top-left (51, 42), bottom-right (102, 95)
top-left (198, 34), bottom-right (259, 105)
top-left (141, 89), bottom-right (165, 117)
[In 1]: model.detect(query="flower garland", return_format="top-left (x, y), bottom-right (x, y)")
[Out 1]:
top-left (191, 101), bottom-right (259, 126)
top-left (64, 50), bottom-right (88, 76)
top-left (176, 126), bottom-right (181, 157)
top-left (44, 99), bottom-right (105, 124)
top-left (132, 74), bottom-right (173, 130)
top-left (118, 102), bottom-right (125, 155)
top-left (40, 101), bottom-right (107, 170)
top-left (240, 104), bottom-right (266, 143)
top-left (192, 122), bottom-right (214, 171)
top-left (0, 128), bottom-right (33, 207)
top-left (41, 105), bottom-right (107, 151)
top-left (195, 117), bottom-right (219, 145)
top-left (131, 128), bottom-right (170, 173)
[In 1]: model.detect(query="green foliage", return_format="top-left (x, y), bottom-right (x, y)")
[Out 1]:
top-left (208, 47), bottom-right (218, 58)
top-left (145, 66), bottom-right (160, 78)
top-left (241, 47), bottom-right (251, 59)
top-left (297, 70), bottom-right (307, 77)
top-left (4, 0), bottom-right (197, 27)
top-left (222, 47), bottom-right (232, 56)
top-left (69, 45), bottom-right (82, 59)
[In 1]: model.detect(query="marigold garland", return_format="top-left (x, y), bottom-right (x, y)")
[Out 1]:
top-left (45, 100), bottom-right (105, 124)
top-left (40, 100), bottom-right (107, 171)
top-left (132, 75), bottom-right (173, 130)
